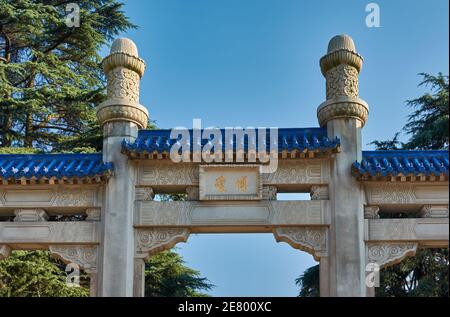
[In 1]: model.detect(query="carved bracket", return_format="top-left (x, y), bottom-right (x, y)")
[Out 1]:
top-left (0, 245), bottom-right (11, 260)
top-left (420, 205), bottom-right (449, 218)
top-left (273, 227), bottom-right (328, 261)
top-left (135, 187), bottom-right (155, 201)
top-left (14, 209), bottom-right (49, 222)
top-left (186, 186), bottom-right (199, 201)
top-left (49, 245), bottom-right (98, 273)
top-left (366, 242), bottom-right (418, 269)
top-left (364, 206), bottom-right (380, 219)
top-left (310, 185), bottom-right (329, 200)
top-left (86, 208), bottom-right (101, 221)
top-left (135, 228), bottom-right (190, 259)
top-left (263, 186), bottom-right (277, 200)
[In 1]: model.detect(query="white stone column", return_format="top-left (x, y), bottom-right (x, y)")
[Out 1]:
top-left (317, 35), bottom-right (368, 296)
top-left (96, 38), bottom-right (148, 297)
top-left (89, 272), bottom-right (98, 297)
top-left (319, 256), bottom-right (330, 297)
top-left (133, 258), bottom-right (146, 297)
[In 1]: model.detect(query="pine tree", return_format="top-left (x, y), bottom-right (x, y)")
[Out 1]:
top-left (145, 250), bottom-right (214, 297)
top-left (0, 0), bottom-right (135, 150)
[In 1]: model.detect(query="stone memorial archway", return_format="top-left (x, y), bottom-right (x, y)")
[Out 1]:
top-left (0, 35), bottom-right (448, 297)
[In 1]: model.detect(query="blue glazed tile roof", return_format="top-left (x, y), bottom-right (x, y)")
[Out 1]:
top-left (353, 150), bottom-right (449, 179)
top-left (122, 128), bottom-right (340, 157)
top-left (0, 153), bottom-right (113, 182)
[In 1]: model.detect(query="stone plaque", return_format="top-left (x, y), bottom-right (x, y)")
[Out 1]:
top-left (199, 165), bottom-right (262, 200)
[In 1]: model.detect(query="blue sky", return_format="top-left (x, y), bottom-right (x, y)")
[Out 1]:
top-left (114, 0), bottom-right (449, 296)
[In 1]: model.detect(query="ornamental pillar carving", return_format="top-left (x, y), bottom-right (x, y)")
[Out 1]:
top-left (96, 38), bottom-right (148, 130)
top-left (97, 38), bottom-right (147, 296)
top-left (317, 35), bottom-right (367, 296)
top-left (317, 34), bottom-right (369, 128)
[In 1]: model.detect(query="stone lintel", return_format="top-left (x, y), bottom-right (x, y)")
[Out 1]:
top-left (0, 222), bottom-right (99, 245)
top-left (135, 200), bottom-right (330, 228)
top-left (365, 218), bottom-right (449, 248)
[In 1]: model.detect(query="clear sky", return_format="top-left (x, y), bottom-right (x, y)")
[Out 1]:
top-left (114, 0), bottom-right (449, 296)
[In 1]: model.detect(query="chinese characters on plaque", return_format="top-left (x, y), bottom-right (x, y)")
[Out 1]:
top-left (199, 165), bottom-right (262, 200)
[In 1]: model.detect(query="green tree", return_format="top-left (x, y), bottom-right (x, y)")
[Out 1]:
top-left (295, 265), bottom-right (319, 297)
top-left (403, 73), bottom-right (449, 150)
top-left (297, 73), bottom-right (449, 297)
top-left (145, 250), bottom-right (214, 297)
top-left (0, 251), bottom-right (89, 297)
top-left (0, 0), bottom-right (135, 150)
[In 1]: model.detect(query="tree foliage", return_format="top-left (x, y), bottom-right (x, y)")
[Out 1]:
top-left (295, 264), bottom-right (319, 297)
top-left (0, 251), bottom-right (89, 297)
top-left (0, 0), bottom-right (135, 150)
top-left (145, 250), bottom-right (214, 297)
top-left (404, 73), bottom-right (449, 150)
top-left (297, 73), bottom-right (449, 297)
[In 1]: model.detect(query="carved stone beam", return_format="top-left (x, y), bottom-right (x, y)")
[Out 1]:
top-left (364, 183), bottom-right (449, 205)
top-left (364, 206), bottom-right (380, 219)
top-left (136, 201), bottom-right (330, 227)
top-left (0, 222), bottom-right (99, 244)
top-left (14, 209), bottom-right (49, 222)
top-left (135, 228), bottom-right (190, 259)
top-left (310, 185), bottom-right (329, 200)
top-left (49, 245), bottom-right (98, 273)
top-left (273, 227), bottom-right (328, 261)
top-left (0, 245), bottom-right (11, 260)
top-left (420, 205), bottom-right (449, 218)
top-left (365, 218), bottom-right (449, 248)
top-left (86, 208), bottom-right (101, 221)
top-left (366, 242), bottom-right (418, 269)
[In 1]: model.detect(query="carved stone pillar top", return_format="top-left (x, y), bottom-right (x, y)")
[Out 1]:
top-left (14, 209), bottom-right (48, 222)
top-left (320, 35), bottom-right (363, 76)
top-left (317, 35), bottom-right (369, 127)
top-left (96, 38), bottom-right (148, 129)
